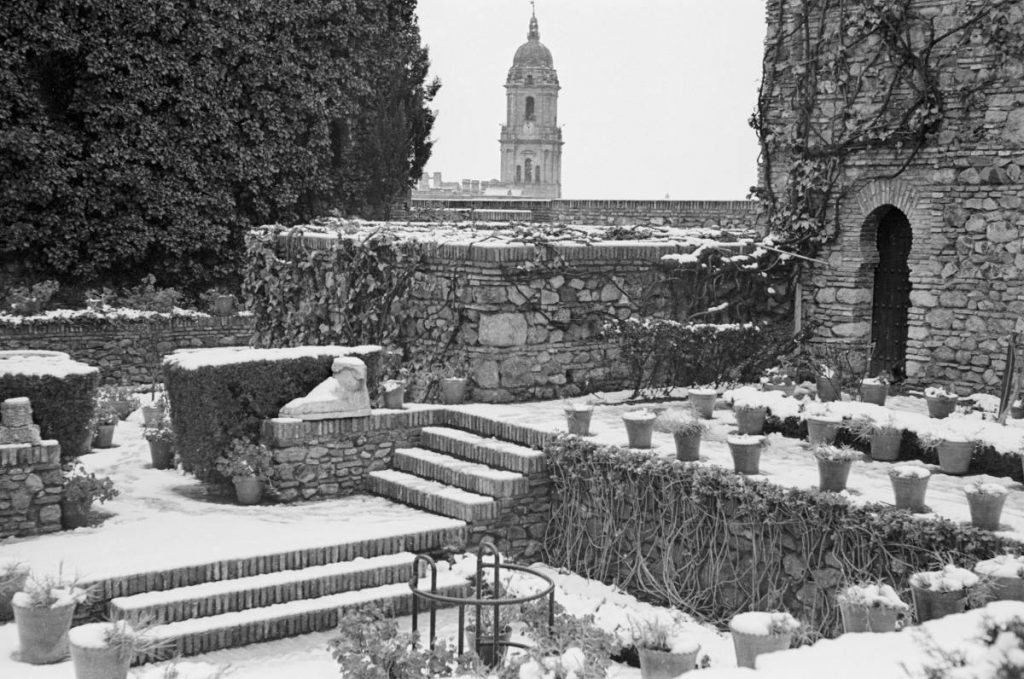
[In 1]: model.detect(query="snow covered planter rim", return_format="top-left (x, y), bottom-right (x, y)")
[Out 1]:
top-left (836, 583), bottom-right (909, 611)
top-left (924, 386), bottom-right (958, 401)
top-left (909, 565), bottom-right (980, 592)
top-left (888, 465), bottom-right (931, 480)
top-left (621, 409), bottom-right (657, 422)
top-left (965, 481), bottom-right (1010, 497)
top-left (727, 434), bottom-right (766, 447)
top-left (975, 555), bottom-right (1024, 580)
top-left (729, 611), bottom-right (800, 637)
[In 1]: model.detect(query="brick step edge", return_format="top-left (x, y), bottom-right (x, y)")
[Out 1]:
top-left (81, 523), bottom-right (467, 604)
top-left (135, 576), bottom-right (470, 665)
top-left (367, 471), bottom-right (498, 523)
top-left (393, 448), bottom-right (528, 498)
top-left (420, 426), bottom-right (546, 475)
top-left (111, 553), bottom-right (417, 624)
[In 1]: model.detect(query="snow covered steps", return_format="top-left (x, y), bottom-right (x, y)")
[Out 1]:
top-left (136, 571), bottom-right (470, 664)
top-left (367, 470), bottom-right (499, 522)
top-left (392, 447), bottom-right (529, 498)
top-left (420, 426), bottom-right (546, 475)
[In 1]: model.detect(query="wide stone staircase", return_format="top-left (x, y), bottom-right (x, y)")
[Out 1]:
top-left (85, 518), bottom-right (468, 664)
top-left (366, 425), bottom-right (546, 524)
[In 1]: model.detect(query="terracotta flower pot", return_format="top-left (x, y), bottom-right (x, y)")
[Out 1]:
top-left (148, 440), bottom-right (174, 470)
top-left (93, 423), bottom-right (116, 449)
top-left (638, 646), bottom-right (700, 678)
top-left (817, 459), bottom-right (852, 492)
top-left (623, 415), bottom-right (656, 449)
top-left (734, 407), bottom-right (767, 435)
top-left (890, 473), bottom-right (929, 513)
top-left (382, 385), bottom-right (405, 410)
top-left (69, 623), bottom-right (133, 679)
top-left (727, 436), bottom-right (764, 475)
top-left (729, 615), bottom-right (792, 670)
top-left (141, 404), bottom-right (165, 428)
top-left (806, 416), bottom-right (841, 445)
top-left (816, 376), bottom-right (839, 402)
top-left (689, 389), bottom-right (717, 419)
top-left (12, 599), bottom-right (77, 664)
top-left (965, 492), bottom-right (1006, 531)
top-left (565, 408), bottom-right (593, 435)
top-left (440, 378), bottom-right (468, 405)
top-left (926, 395), bottom-right (958, 419)
top-left (870, 429), bottom-right (902, 462)
top-left (0, 566), bottom-right (30, 622)
top-left (233, 477), bottom-right (263, 505)
top-left (838, 603), bottom-right (901, 633)
top-left (860, 382), bottom-right (888, 406)
top-left (911, 586), bottom-right (968, 623)
top-left (973, 557), bottom-right (1024, 602)
top-left (60, 500), bottom-right (92, 530)
top-left (937, 440), bottom-right (974, 475)
top-left (673, 430), bottom-right (702, 462)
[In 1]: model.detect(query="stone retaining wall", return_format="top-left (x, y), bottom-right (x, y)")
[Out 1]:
top-left (0, 441), bottom-right (63, 538)
top-left (0, 315), bottom-right (253, 385)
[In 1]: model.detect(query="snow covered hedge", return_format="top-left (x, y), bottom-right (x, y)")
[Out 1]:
top-left (0, 353), bottom-right (99, 458)
top-left (163, 345), bottom-right (381, 480)
top-left (544, 433), bottom-right (1020, 640)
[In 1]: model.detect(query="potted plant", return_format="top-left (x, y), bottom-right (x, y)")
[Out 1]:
top-left (629, 614), bottom-right (701, 678)
top-left (973, 555), bottom-right (1024, 602)
top-left (848, 412), bottom-right (903, 462)
top-left (216, 438), bottom-right (273, 505)
top-left (687, 387), bottom-right (718, 419)
top-left (564, 401), bottom-right (595, 436)
top-left (888, 465), bottom-right (931, 513)
top-left (727, 434), bottom-right (767, 475)
top-left (733, 403), bottom-right (768, 435)
top-left (381, 379), bottom-right (406, 410)
top-left (836, 583), bottom-right (908, 633)
top-left (141, 393), bottom-right (167, 428)
top-left (760, 367), bottom-right (795, 397)
top-left (61, 462), bottom-right (119, 530)
top-left (963, 481), bottom-right (1008, 531)
top-left (465, 603), bottom-right (516, 667)
top-left (654, 408), bottom-right (707, 462)
top-left (437, 358), bottom-right (470, 405)
top-left (908, 564), bottom-right (980, 622)
top-left (12, 572), bottom-right (93, 664)
top-left (804, 411), bottom-right (843, 445)
top-left (815, 363), bottom-right (841, 403)
top-left (924, 385), bottom-right (959, 419)
top-left (69, 619), bottom-right (162, 679)
top-left (728, 611), bottom-right (799, 669)
top-left (143, 413), bottom-right (176, 470)
top-left (921, 430), bottom-right (976, 475)
top-left (812, 444), bottom-right (862, 492)
top-left (0, 559), bottom-right (30, 622)
top-left (92, 402), bottom-right (119, 449)
top-left (99, 385), bottom-right (141, 421)
top-left (622, 409), bottom-right (658, 449)
top-left (859, 373), bottom-right (890, 406)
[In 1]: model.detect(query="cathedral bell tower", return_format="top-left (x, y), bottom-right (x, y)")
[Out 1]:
top-left (499, 8), bottom-right (563, 198)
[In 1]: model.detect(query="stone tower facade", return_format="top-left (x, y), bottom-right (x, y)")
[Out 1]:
top-left (499, 10), bottom-right (563, 199)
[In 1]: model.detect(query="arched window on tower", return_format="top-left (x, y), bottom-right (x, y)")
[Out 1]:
top-left (535, 166), bottom-right (541, 183)
top-left (516, 165), bottom-right (522, 183)
top-left (526, 75), bottom-right (534, 86)
top-left (525, 96), bottom-right (535, 121)
top-left (524, 158), bottom-right (532, 183)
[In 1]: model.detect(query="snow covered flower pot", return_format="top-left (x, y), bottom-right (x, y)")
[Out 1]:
top-left (963, 481), bottom-right (1008, 531)
top-left (216, 439), bottom-right (273, 505)
top-left (812, 445), bottom-right (861, 492)
top-left (93, 422), bottom-right (116, 449)
top-left (922, 431), bottom-right (975, 475)
top-left (440, 377), bottom-right (468, 405)
top-left (688, 388), bottom-right (718, 419)
top-left (909, 565), bottom-right (979, 623)
top-left (815, 373), bottom-right (840, 403)
top-left (69, 621), bottom-right (137, 679)
top-left (564, 403), bottom-right (595, 436)
top-left (622, 409), bottom-right (658, 449)
top-left (727, 435), bottom-right (766, 475)
top-left (888, 465), bottom-right (930, 513)
top-left (381, 380), bottom-right (406, 410)
top-left (729, 611), bottom-right (799, 669)
top-left (12, 577), bottom-right (92, 664)
top-left (654, 408), bottom-right (707, 462)
top-left (805, 415), bottom-right (842, 445)
top-left (630, 612), bottom-right (701, 678)
top-left (733, 404), bottom-right (767, 435)
top-left (924, 387), bottom-right (958, 419)
top-left (140, 396), bottom-right (167, 428)
top-left (0, 559), bottom-right (30, 622)
top-left (973, 555), bottom-right (1024, 602)
top-left (849, 413), bottom-right (902, 462)
top-left (836, 583), bottom-right (908, 633)
top-left (859, 377), bottom-right (888, 406)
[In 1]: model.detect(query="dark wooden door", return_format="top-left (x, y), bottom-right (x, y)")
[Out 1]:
top-left (870, 208), bottom-right (912, 379)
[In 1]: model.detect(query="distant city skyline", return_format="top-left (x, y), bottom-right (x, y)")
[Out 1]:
top-left (416, 0), bottom-right (767, 200)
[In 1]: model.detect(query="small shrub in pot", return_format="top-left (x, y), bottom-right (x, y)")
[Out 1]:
top-left (908, 564), bottom-right (980, 623)
top-left (836, 583), bottom-right (908, 633)
top-left (729, 611), bottom-right (799, 669)
top-left (215, 438), bottom-right (274, 505)
top-left (622, 409), bottom-right (658, 449)
top-left (811, 444), bottom-right (862, 492)
top-left (848, 411), bottom-right (903, 462)
top-left (61, 463), bottom-right (119, 530)
top-left (888, 465), bottom-right (931, 513)
top-left (963, 481), bottom-right (1009, 531)
top-left (12, 572), bottom-right (94, 664)
top-left (629, 612), bottom-right (702, 678)
top-left (653, 408), bottom-right (706, 462)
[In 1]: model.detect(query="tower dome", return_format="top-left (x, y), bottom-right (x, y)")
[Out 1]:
top-left (512, 13), bottom-right (553, 68)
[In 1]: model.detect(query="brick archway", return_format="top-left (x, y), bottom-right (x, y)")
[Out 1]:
top-left (854, 179), bottom-right (923, 265)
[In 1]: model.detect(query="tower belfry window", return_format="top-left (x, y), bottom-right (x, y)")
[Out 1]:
top-left (525, 96), bottom-right (535, 120)
top-left (526, 75), bottom-right (534, 85)
top-left (524, 158), bottom-right (533, 182)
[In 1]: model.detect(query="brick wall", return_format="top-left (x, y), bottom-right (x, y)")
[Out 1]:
top-left (0, 441), bottom-right (63, 538)
top-left (0, 315), bottom-right (254, 385)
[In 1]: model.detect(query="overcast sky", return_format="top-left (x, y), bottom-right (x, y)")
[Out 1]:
top-left (415, 0), bottom-right (767, 200)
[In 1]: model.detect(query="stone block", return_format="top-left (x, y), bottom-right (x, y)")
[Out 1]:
top-left (831, 322), bottom-right (870, 338)
top-left (836, 288), bottom-right (872, 305)
top-left (988, 221), bottom-right (1019, 244)
top-left (909, 291), bottom-right (937, 308)
top-left (500, 357), bottom-right (535, 388)
top-left (478, 313), bottom-right (528, 347)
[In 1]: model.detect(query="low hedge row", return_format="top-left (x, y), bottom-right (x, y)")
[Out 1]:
top-left (764, 414), bottom-right (1024, 482)
top-left (0, 369), bottom-right (99, 459)
top-left (543, 433), bottom-right (1018, 640)
top-left (164, 346), bottom-right (381, 480)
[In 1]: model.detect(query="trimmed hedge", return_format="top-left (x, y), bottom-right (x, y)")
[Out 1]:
top-left (164, 346), bottom-right (381, 480)
top-left (544, 433), bottom-right (1018, 639)
top-left (0, 365), bottom-right (99, 458)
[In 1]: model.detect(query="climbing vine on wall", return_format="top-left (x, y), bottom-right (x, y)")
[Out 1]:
top-left (752, 0), bottom-right (1024, 260)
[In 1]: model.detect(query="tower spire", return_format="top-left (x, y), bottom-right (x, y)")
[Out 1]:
top-left (528, 3), bottom-right (539, 41)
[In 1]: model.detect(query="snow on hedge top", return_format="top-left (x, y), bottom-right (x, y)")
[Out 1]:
top-left (164, 345), bottom-right (381, 371)
top-left (0, 352), bottom-right (98, 378)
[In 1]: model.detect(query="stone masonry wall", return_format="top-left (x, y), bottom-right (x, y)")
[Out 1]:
top-left (0, 315), bottom-right (253, 385)
top-left (762, 0), bottom-right (1024, 392)
top-left (0, 440), bottom-right (63, 538)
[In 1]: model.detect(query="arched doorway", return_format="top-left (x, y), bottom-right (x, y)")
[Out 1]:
top-left (868, 206), bottom-right (913, 379)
